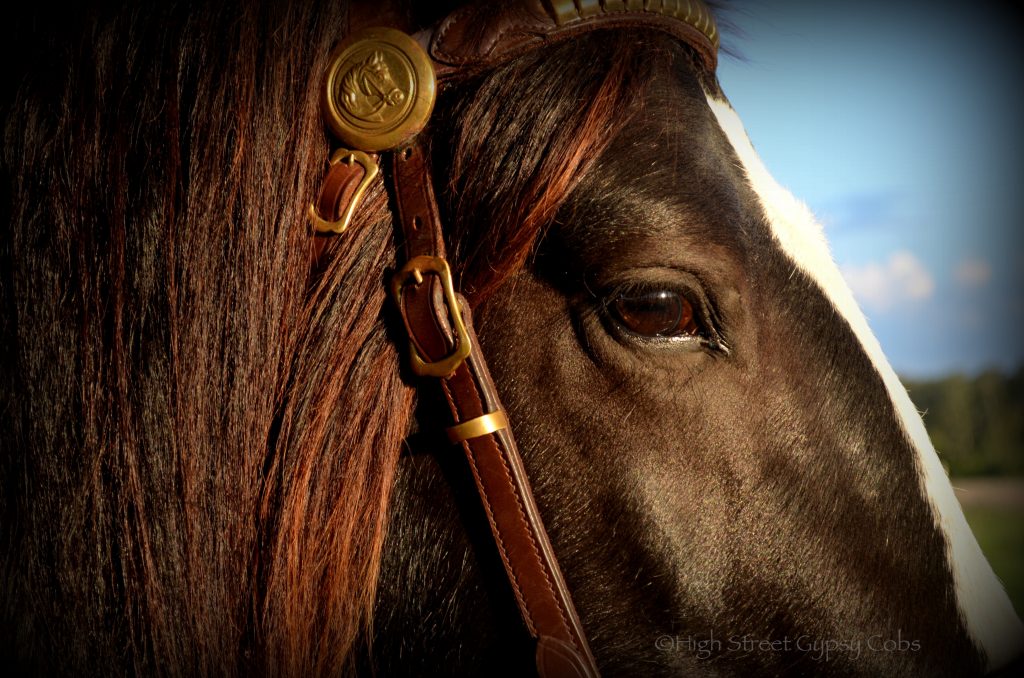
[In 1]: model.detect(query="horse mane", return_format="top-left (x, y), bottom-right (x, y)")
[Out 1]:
top-left (0, 2), bottom-right (707, 674)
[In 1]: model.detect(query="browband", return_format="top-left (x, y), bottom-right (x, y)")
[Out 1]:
top-left (310, 2), bottom-right (719, 676)
top-left (428, 0), bottom-right (718, 76)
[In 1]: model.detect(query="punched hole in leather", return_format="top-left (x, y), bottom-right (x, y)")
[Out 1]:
top-left (321, 2), bottom-right (724, 674)
top-left (391, 141), bottom-right (461, 367)
top-left (389, 138), bottom-right (599, 676)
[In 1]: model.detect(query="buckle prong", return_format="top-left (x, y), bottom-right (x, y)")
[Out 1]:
top-left (309, 148), bottom-right (379, 234)
top-left (391, 256), bottom-right (472, 378)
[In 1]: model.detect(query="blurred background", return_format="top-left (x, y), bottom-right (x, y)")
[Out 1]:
top-left (716, 0), bottom-right (1024, 613)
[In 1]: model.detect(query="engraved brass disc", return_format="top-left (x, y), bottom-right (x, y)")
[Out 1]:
top-left (321, 27), bottom-right (436, 152)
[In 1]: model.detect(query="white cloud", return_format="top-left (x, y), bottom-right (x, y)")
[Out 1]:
top-left (954, 257), bottom-right (992, 288)
top-left (841, 250), bottom-right (935, 312)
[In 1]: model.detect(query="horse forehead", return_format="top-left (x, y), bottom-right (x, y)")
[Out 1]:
top-left (579, 74), bottom-right (759, 255)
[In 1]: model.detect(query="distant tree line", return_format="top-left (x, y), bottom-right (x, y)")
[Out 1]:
top-left (903, 366), bottom-right (1024, 477)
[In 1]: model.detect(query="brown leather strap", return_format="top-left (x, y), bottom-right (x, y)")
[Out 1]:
top-left (390, 142), bottom-right (451, 365)
top-left (420, 0), bottom-right (718, 82)
top-left (391, 144), bottom-right (445, 262)
top-left (391, 139), bottom-right (600, 677)
top-left (444, 320), bottom-right (599, 678)
top-left (315, 153), bottom-right (375, 222)
top-left (309, 151), bottom-right (378, 265)
top-left (316, 3), bottom-right (722, 674)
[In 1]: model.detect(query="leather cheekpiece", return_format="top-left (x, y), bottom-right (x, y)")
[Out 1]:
top-left (390, 139), bottom-right (600, 677)
top-left (316, 3), bottom-right (723, 675)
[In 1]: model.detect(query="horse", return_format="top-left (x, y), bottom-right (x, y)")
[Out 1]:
top-left (1, 1), bottom-right (1021, 676)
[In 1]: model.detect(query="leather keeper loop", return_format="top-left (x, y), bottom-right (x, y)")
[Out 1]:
top-left (447, 410), bottom-right (509, 444)
top-left (309, 149), bottom-right (379, 234)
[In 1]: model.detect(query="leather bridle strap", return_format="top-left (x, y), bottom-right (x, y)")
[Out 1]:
top-left (311, 2), bottom-right (719, 675)
top-left (391, 142), bottom-right (599, 677)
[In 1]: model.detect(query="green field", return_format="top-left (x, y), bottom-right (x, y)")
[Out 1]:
top-left (963, 505), bottom-right (1024, 616)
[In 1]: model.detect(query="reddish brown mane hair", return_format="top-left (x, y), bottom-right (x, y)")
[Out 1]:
top-left (1, 2), bottom-right (673, 674)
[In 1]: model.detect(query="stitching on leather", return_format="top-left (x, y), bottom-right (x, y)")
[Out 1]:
top-left (433, 13), bottom-right (715, 69)
top-left (440, 377), bottom-right (537, 636)
top-left (430, 8), bottom-right (460, 57)
top-left (490, 427), bottom-right (577, 647)
top-left (433, 11), bottom-right (539, 64)
top-left (448, 364), bottom-right (578, 649)
top-left (431, 7), bottom-right (485, 64)
top-left (465, 440), bottom-right (537, 634)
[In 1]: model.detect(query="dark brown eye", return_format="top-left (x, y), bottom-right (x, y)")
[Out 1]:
top-left (610, 290), bottom-right (698, 338)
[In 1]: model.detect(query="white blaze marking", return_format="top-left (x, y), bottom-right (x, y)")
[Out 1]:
top-left (706, 95), bottom-right (1024, 670)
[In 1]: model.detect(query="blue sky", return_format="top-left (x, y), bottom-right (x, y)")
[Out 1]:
top-left (715, 1), bottom-right (1024, 378)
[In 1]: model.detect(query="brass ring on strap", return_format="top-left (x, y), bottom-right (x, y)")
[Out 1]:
top-left (447, 410), bottom-right (509, 444)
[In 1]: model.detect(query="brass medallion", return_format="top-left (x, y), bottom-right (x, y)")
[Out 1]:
top-left (322, 27), bottom-right (436, 152)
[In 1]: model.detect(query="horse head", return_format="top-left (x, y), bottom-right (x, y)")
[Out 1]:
top-left (0, 1), bottom-right (1020, 676)
top-left (340, 49), bottom-right (406, 121)
top-left (367, 3), bottom-right (1024, 676)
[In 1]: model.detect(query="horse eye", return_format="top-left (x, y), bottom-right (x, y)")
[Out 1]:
top-left (610, 290), bottom-right (698, 338)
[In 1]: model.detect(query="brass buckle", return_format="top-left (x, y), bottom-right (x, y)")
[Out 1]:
top-left (391, 256), bottom-right (472, 378)
top-left (308, 148), bottom-right (379, 234)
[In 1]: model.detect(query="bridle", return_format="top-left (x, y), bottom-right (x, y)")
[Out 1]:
top-left (309, 2), bottom-right (719, 676)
